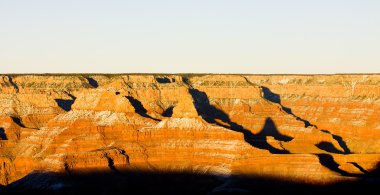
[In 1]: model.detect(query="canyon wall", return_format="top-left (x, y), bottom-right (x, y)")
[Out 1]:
top-left (0, 74), bottom-right (379, 192)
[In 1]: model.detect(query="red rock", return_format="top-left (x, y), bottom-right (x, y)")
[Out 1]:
top-left (0, 74), bottom-right (379, 188)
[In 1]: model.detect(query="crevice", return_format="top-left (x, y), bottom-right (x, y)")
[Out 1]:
top-left (1, 161), bottom-right (10, 185)
top-left (242, 76), bottom-right (257, 86)
top-left (118, 149), bottom-right (130, 165)
top-left (125, 96), bottom-right (160, 121)
top-left (279, 142), bottom-right (286, 151)
top-left (103, 153), bottom-right (117, 172)
top-left (96, 126), bottom-right (107, 146)
top-left (134, 138), bottom-right (157, 171)
top-left (63, 156), bottom-right (72, 174)
top-left (64, 162), bottom-right (71, 174)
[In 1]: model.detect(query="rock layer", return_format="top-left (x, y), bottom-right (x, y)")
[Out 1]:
top-left (0, 74), bottom-right (379, 192)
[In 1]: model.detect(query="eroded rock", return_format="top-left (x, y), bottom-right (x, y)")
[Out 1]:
top-left (0, 74), bottom-right (379, 192)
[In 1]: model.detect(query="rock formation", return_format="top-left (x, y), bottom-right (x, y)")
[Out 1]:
top-left (0, 74), bottom-right (379, 193)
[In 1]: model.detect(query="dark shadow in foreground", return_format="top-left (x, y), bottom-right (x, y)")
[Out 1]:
top-left (2, 167), bottom-right (380, 195)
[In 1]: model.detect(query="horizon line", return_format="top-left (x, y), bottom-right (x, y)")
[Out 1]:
top-left (1, 73), bottom-right (380, 76)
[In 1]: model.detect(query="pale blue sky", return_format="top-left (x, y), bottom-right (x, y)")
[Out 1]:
top-left (0, 0), bottom-right (379, 73)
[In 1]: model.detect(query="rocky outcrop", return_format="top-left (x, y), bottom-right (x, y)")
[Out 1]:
top-left (0, 74), bottom-right (379, 192)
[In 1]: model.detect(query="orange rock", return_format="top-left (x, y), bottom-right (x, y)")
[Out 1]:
top-left (0, 74), bottom-right (379, 189)
top-left (172, 91), bottom-right (198, 118)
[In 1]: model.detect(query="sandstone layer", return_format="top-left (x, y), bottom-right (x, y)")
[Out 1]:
top-left (0, 74), bottom-right (379, 193)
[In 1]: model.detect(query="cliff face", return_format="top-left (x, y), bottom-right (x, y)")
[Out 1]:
top-left (0, 74), bottom-right (379, 191)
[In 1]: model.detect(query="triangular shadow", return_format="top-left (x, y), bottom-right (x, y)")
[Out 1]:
top-left (256, 118), bottom-right (293, 142)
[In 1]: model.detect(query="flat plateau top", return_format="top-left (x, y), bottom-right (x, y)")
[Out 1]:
top-left (1, 73), bottom-right (379, 76)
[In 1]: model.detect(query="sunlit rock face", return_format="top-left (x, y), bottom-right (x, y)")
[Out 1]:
top-left (0, 74), bottom-right (379, 192)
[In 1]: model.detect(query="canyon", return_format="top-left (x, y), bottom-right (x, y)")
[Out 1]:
top-left (0, 74), bottom-right (379, 194)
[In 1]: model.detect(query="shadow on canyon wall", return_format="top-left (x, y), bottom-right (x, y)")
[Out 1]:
top-left (8, 76), bottom-right (19, 92)
top-left (189, 88), bottom-right (292, 154)
top-left (125, 96), bottom-right (160, 121)
top-left (2, 165), bottom-right (380, 195)
top-left (187, 85), bottom-right (360, 177)
top-left (253, 118), bottom-right (293, 154)
top-left (259, 87), bottom-right (359, 175)
top-left (0, 127), bottom-right (7, 140)
top-left (162, 106), bottom-right (174, 117)
top-left (55, 99), bottom-right (75, 112)
top-left (316, 142), bottom-right (346, 154)
top-left (155, 77), bottom-right (172, 83)
top-left (1, 78), bottom-right (379, 194)
top-left (85, 77), bottom-right (99, 88)
top-left (10, 116), bottom-right (26, 128)
top-left (256, 118), bottom-right (293, 142)
top-left (55, 94), bottom-right (77, 112)
top-left (315, 154), bottom-right (376, 177)
top-left (349, 162), bottom-right (369, 174)
top-left (320, 130), bottom-right (351, 154)
top-left (316, 154), bottom-right (351, 176)
top-left (261, 86), bottom-right (315, 128)
top-left (261, 86), bottom-right (352, 155)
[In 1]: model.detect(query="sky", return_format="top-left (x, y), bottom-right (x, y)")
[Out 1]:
top-left (0, 0), bottom-right (379, 74)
